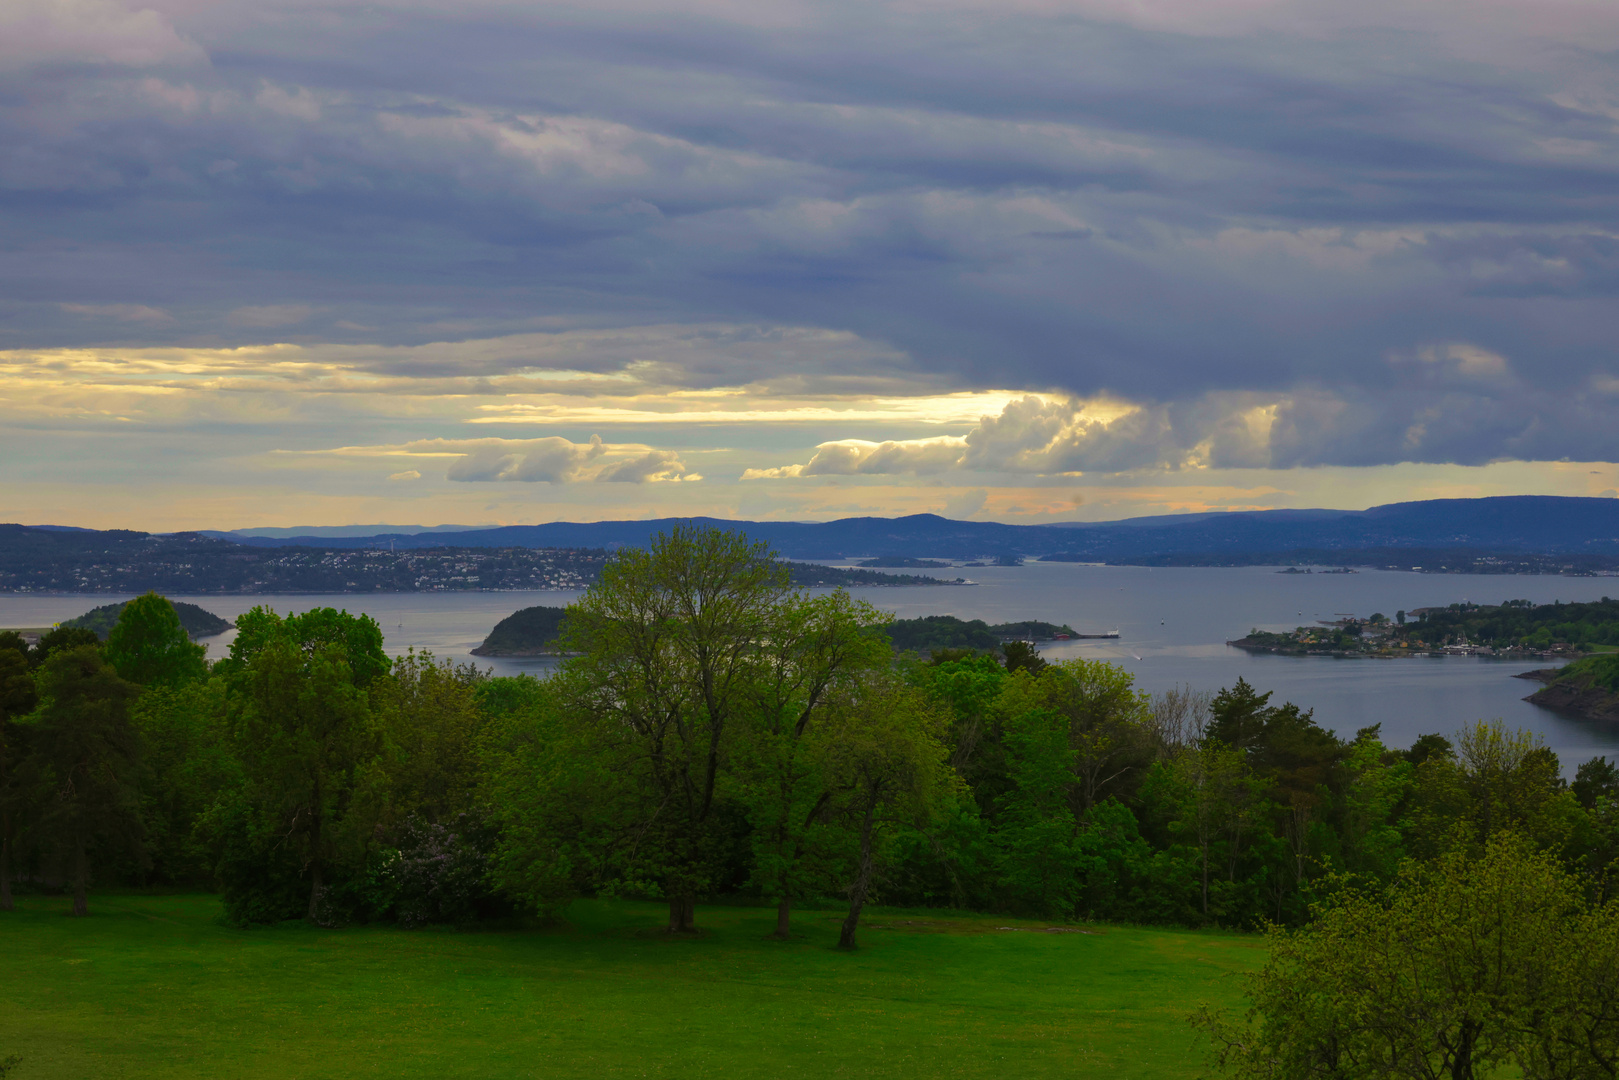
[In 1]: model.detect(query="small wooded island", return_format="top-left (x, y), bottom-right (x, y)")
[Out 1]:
top-left (64, 599), bottom-right (231, 640)
top-left (473, 608), bottom-right (1086, 657)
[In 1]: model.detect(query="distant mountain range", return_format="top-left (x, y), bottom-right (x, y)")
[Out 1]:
top-left (190, 496), bottom-right (1619, 562)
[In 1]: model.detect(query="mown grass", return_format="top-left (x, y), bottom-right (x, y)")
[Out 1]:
top-left (0, 894), bottom-right (1262, 1079)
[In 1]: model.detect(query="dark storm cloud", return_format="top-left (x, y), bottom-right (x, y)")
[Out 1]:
top-left (5, 0), bottom-right (1619, 468)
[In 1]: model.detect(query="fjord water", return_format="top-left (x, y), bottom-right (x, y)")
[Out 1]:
top-left (5, 562), bottom-right (1617, 764)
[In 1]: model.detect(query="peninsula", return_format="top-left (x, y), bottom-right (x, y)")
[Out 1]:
top-left (1228, 597), bottom-right (1619, 660)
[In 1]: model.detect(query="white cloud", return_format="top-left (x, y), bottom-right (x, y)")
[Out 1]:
top-left (387, 469), bottom-right (421, 481)
top-left (0, 0), bottom-right (205, 71)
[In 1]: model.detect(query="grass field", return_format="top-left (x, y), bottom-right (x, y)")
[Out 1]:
top-left (1, 894), bottom-right (1262, 1079)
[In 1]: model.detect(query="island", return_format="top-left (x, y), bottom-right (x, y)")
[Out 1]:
top-left (63, 599), bottom-right (231, 640)
top-left (471, 606), bottom-right (570, 656)
top-left (857, 557), bottom-right (954, 569)
top-left (1227, 597), bottom-right (1619, 660)
top-left (1516, 655), bottom-right (1619, 723)
top-left (886, 615), bottom-right (1081, 653)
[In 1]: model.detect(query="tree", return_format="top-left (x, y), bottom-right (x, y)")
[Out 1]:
top-left (732, 590), bottom-right (891, 938)
top-left (224, 607), bottom-right (388, 922)
top-left (1196, 834), bottom-right (1611, 1080)
top-left (29, 626), bottom-right (99, 667)
top-left (133, 678), bottom-right (237, 885)
top-left (560, 525), bottom-right (788, 933)
top-left (376, 651), bottom-right (488, 824)
top-left (24, 647), bottom-right (143, 916)
top-left (0, 635), bottom-right (37, 909)
top-left (823, 677), bottom-right (955, 950)
top-left (104, 592), bottom-right (208, 688)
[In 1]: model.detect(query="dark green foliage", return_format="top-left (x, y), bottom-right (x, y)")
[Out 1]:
top-left (1405, 732), bottom-right (1453, 765)
top-left (471, 605), bottom-right (569, 656)
top-left (888, 615), bottom-right (1002, 653)
top-left (1413, 596), bottom-right (1619, 648)
top-left (104, 592), bottom-right (209, 688)
top-left (63, 599), bottom-right (230, 641)
top-left (885, 616), bottom-right (1079, 654)
top-left (23, 647), bottom-right (144, 915)
top-left (1574, 756), bottom-right (1619, 810)
top-left (29, 626), bottom-right (100, 667)
top-left (133, 680), bottom-right (237, 885)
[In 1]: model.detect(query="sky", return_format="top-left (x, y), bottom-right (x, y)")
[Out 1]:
top-left (7, 0), bottom-right (1619, 531)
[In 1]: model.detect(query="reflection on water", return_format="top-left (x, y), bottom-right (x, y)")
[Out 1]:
top-left (4, 562), bottom-right (1617, 763)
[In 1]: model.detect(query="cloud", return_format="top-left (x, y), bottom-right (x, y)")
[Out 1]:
top-left (0, 0), bottom-right (205, 71)
top-left (59, 303), bottom-right (173, 323)
top-left (337, 435), bottom-right (700, 484)
top-left (226, 305), bottom-right (314, 328)
top-left (6, 0), bottom-right (1619, 516)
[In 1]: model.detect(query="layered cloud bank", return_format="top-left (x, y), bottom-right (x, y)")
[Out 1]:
top-left (4, 0), bottom-right (1619, 526)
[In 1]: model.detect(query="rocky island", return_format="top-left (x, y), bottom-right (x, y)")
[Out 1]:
top-left (1516, 655), bottom-right (1619, 723)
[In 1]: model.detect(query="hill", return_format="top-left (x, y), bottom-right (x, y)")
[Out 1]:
top-left (190, 495), bottom-right (1619, 564)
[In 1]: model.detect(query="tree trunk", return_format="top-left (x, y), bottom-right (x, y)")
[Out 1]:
top-left (838, 797), bottom-right (878, 950)
top-left (307, 862), bottom-right (323, 922)
top-left (0, 832), bottom-right (11, 912)
top-left (71, 841), bottom-right (88, 918)
top-left (772, 894), bottom-right (792, 939)
top-left (666, 893), bottom-right (696, 934)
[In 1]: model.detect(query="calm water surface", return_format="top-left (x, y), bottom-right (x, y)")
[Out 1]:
top-left (5, 563), bottom-right (1618, 764)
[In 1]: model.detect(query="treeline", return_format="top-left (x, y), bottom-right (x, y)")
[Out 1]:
top-left (5, 526), bottom-right (1619, 943)
top-left (1408, 596), bottom-right (1619, 649)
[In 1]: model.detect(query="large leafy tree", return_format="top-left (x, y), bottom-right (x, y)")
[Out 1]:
top-left (24, 647), bottom-right (144, 916)
top-left (1197, 833), bottom-right (1618, 1080)
top-left (104, 592), bottom-right (208, 689)
top-left (824, 675), bottom-right (956, 950)
top-left (558, 525), bottom-right (787, 933)
top-left (732, 589), bottom-right (891, 937)
top-left (224, 607), bottom-right (389, 921)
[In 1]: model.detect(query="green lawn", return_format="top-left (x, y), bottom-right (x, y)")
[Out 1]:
top-left (1, 894), bottom-right (1262, 1079)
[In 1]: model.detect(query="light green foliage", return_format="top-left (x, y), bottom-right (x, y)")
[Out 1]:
top-left (1198, 834), bottom-right (1619, 1080)
top-left (730, 589), bottom-right (893, 934)
top-left (225, 605), bottom-right (388, 686)
top-left (1337, 730), bottom-right (1411, 882)
top-left (992, 659), bottom-right (1154, 917)
top-left (553, 525), bottom-right (789, 931)
top-left (23, 647), bottom-right (144, 916)
top-left (820, 675), bottom-right (959, 948)
top-left (103, 592), bottom-right (207, 689)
